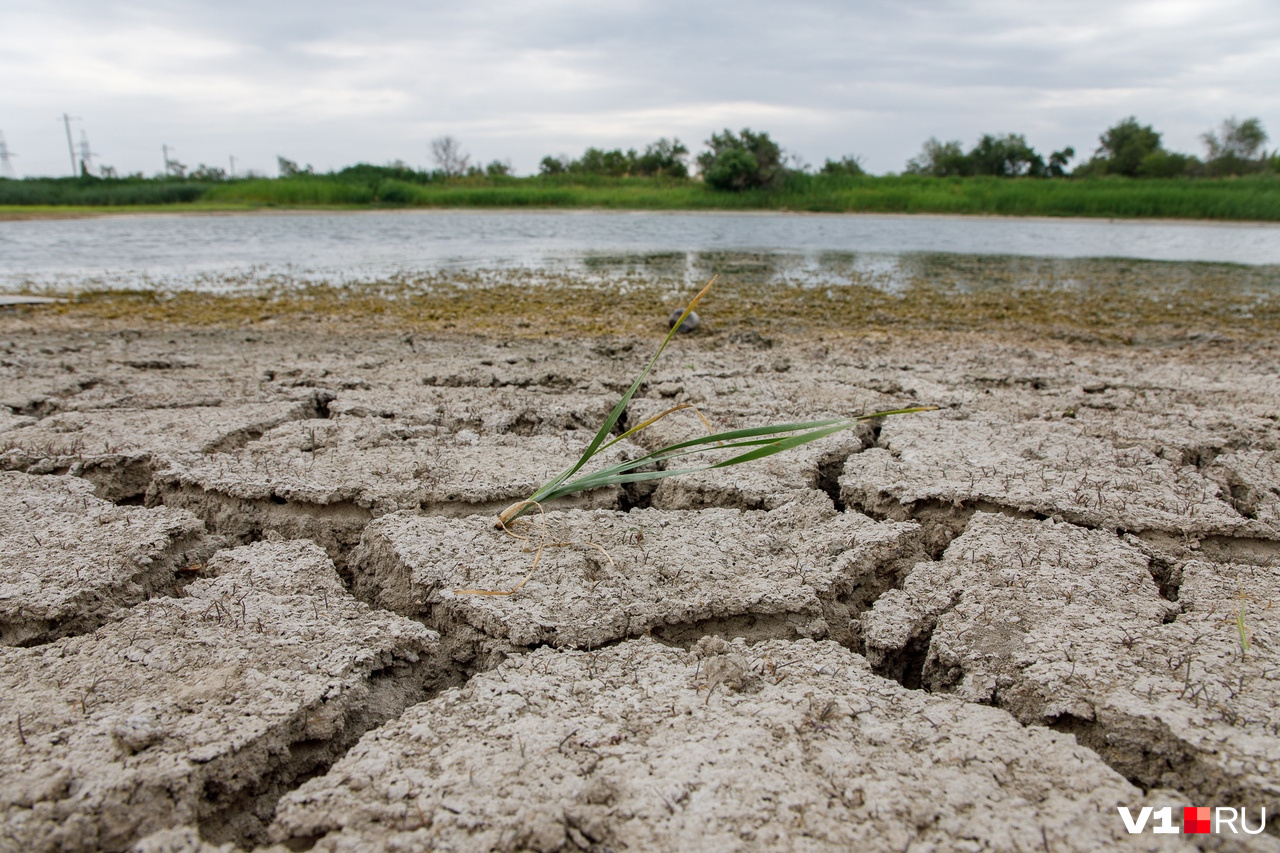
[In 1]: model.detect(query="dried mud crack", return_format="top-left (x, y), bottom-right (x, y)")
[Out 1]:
top-left (2, 318), bottom-right (1279, 852)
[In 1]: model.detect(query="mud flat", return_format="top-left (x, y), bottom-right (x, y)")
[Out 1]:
top-left (1, 300), bottom-right (1278, 851)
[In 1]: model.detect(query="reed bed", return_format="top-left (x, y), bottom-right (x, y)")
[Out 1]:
top-left (4, 174), bottom-right (1279, 221)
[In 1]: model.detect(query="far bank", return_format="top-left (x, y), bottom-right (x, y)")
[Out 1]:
top-left (3, 173), bottom-right (1280, 222)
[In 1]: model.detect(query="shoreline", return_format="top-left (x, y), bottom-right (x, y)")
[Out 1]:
top-left (5, 203), bottom-right (1280, 229)
top-left (2, 259), bottom-right (1276, 346)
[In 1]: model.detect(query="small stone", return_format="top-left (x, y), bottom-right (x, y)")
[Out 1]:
top-left (667, 309), bottom-right (700, 333)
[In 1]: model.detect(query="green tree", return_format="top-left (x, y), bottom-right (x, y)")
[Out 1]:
top-left (539, 156), bottom-right (567, 176)
top-left (1047, 147), bottom-right (1075, 177)
top-left (634, 138), bottom-right (689, 178)
top-left (820, 155), bottom-right (865, 177)
top-left (537, 139), bottom-right (689, 180)
top-left (698, 129), bottom-right (786, 190)
top-left (1202, 117), bottom-right (1269, 176)
top-left (1095, 117), bottom-right (1162, 177)
top-left (336, 162), bottom-right (431, 187)
top-left (904, 138), bottom-right (972, 177)
top-left (1203, 117), bottom-right (1268, 160)
top-left (275, 155), bottom-right (309, 176)
top-left (968, 133), bottom-right (1046, 176)
top-left (189, 164), bottom-right (227, 181)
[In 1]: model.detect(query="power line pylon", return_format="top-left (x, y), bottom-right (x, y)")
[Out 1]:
top-left (77, 130), bottom-right (98, 176)
top-left (0, 131), bottom-right (16, 179)
top-left (59, 113), bottom-right (80, 176)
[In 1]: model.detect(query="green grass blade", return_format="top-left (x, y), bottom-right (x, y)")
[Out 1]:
top-left (496, 271), bottom-right (938, 525)
top-left (560, 405), bottom-right (939, 485)
top-left (528, 417), bottom-right (849, 502)
top-left (534, 406), bottom-right (938, 502)
top-left (526, 276), bottom-right (717, 501)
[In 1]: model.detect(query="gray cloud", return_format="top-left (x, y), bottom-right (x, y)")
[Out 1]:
top-left (3, 0), bottom-right (1277, 177)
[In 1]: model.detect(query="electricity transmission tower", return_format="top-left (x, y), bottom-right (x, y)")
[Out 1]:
top-left (77, 130), bottom-right (97, 176)
top-left (59, 113), bottom-right (80, 176)
top-left (0, 132), bottom-right (15, 178)
top-left (162, 144), bottom-right (185, 178)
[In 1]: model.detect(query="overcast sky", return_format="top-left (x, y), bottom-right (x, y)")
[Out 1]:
top-left (3, 0), bottom-right (1278, 178)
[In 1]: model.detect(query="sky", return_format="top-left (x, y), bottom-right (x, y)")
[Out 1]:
top-left (3, 0), bottom-right (1278, 179)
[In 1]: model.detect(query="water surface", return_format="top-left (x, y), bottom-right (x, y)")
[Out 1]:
top-left (2, 210), bottom-right (1279, 293)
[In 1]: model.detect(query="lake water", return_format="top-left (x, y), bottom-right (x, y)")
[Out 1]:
top-left (2, 209), bottom-right (1279, 292)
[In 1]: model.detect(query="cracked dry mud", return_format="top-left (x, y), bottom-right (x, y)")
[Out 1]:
top-left (1, 319), bottom-right (1278, 852)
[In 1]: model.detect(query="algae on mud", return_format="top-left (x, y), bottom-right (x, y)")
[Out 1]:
top-left (12, 254), bottom-right (1279, 345)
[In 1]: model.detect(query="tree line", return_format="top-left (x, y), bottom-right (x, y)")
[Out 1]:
top-left (904, 117), bottom-right (1276, 180)
top-left (4, 116), bottom-right (1276, 197)
top-left (429, 115), bottom-right (1278, 190)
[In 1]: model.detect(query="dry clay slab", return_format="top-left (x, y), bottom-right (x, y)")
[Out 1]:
top-left (840, 410), bottom-right (1272, 543)
top-left (0, 410), bottom-right (36, 434)
top-left (324, 386), bottom-right (615, 436)
top-left (0, 540), bottom-right (443, 853)
top-left (352, 500), bottom-right (927, 664)
top-left (152, 417), bottom-right (643, 567)
top-left (0, 401), bottom-right (323, 502)
top-left (271, 637), bottom-right (1186, 853)
top-left (863, 512), bottom-right (1280, 820)
top-left (0, 471), bottom-right (208, 647)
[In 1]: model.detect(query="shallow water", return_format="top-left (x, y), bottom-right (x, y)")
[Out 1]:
top-left (2, 209), bottom-right (1280, 293)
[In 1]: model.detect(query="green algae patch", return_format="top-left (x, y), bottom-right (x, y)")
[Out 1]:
top-left (0, 202), bottom-right (263, 220)
top-left (9, 257), bottom-right (1278, 346)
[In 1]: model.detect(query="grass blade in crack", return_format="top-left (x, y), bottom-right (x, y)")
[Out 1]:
top-left (496, 277), bottom-right (938, 525)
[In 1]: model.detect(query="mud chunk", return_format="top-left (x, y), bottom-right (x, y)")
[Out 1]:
top-left (0, 410), bottom-right (37, 433)
top-left (0, 540), bottom-right (442, 853)
top-left (0, 471), bottom-right (208, 646)
top-left (351, 501), bottom-right (925, 665)
top-left (128, 826), bottom-right (238, 853)
top-left (840, 410), bottom-right (1265, 539)
top-left (863, 512), bottom-right (1280, 818)
top-left (1203, 448), bottom-right (1280, 528)
top-left (0, 401), bottom-right (319, 502)
top-left (152, 420), bottom-right (640, 567)
top-left (324, 386), bottom-right (613, 436)
top-left (271, 638), bottom-right (1175, 853)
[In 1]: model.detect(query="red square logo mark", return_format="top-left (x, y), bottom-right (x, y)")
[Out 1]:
top-left (1184, 807), bottom-right (1211, 834)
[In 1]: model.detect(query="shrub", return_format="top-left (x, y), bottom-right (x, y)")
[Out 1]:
top-left (539, 156), bottom-right (567, 176)
top-left (820, 156), bottom-right (866, 177)
top-left (377, 180), bottom-right (416, 203)
top-left (634, 138), bottom-right (690, 178)
top-left (698, 129), bottom-right (786, 191)
top-left (1136, 151), bottom-right (1196, 178)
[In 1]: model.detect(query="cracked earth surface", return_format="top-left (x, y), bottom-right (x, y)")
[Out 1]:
top-left (1, 316), bottom-right (1277, 852)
